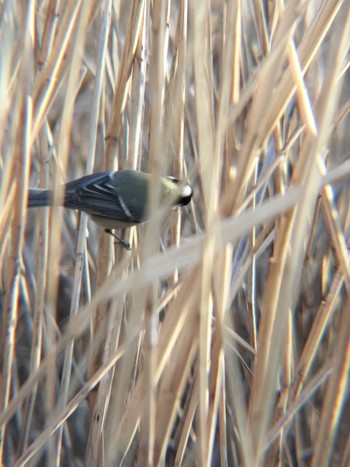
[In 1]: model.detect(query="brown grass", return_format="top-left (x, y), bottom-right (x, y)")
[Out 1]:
top-left (0, 1), bottom-right (349, 465)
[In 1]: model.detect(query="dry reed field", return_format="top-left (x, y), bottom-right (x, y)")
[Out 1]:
top-left (0, 1), bottom-right (349, 466)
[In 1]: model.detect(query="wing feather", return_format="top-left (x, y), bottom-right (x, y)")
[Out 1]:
top-left (63, 171), bottom-right (146, 223)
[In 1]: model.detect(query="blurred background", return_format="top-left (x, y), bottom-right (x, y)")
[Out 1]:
top-left (0, 0), bottom-right (349, 465)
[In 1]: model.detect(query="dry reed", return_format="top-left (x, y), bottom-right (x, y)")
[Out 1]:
top-left (0, 1), bottom-right (349, 466)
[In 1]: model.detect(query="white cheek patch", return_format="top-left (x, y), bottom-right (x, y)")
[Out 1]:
top-left (182, 184), bottom-right (193, 198)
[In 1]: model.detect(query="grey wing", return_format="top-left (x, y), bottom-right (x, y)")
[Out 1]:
top-left (63, 172), bottom-right (143, 223)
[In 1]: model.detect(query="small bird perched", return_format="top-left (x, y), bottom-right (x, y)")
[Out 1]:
top-left (28, 170), bottom-right (193, 235)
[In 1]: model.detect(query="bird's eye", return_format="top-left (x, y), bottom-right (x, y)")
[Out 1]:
top-left (166, 176), bottom-right (180, 185)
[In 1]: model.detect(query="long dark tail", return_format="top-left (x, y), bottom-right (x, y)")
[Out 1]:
top-left (27, 189), bottom-right (54, 207)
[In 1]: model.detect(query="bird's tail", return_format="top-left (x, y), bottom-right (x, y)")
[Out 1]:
top-left (27, 189), bottom-right (54, 207)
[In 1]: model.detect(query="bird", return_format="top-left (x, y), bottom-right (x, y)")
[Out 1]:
top-left (28, 170), bottom-right (193, 247)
